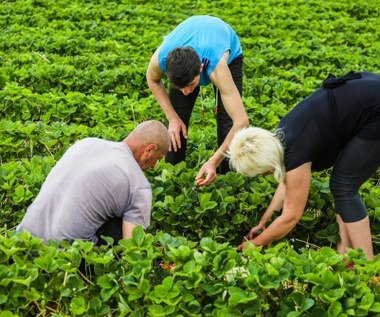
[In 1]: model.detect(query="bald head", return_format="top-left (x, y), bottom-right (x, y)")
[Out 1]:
top-left (129, 120), bottom-right (170, 152)
top-left (124, 120), bottom-right (170, 170)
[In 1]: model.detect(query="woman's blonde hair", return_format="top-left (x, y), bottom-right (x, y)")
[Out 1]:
top-left (227, 127), bottom-right (285, 182)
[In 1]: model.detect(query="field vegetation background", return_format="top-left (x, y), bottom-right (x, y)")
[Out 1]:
top-left (0, 0), bottom-right (379, 316)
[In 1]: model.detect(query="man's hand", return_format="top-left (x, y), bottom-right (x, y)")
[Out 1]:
top-left (168, 117), bottom-right (187, 152)
top-left (195, 160), bottom-right (217, 186)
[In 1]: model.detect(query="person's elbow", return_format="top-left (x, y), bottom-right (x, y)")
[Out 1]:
top-left (283, 213), bottom-right (302, 231)
top-left (146, 73), bottom-right (161, 90)
top-left (242, 116), bottom-right (249, 127)
top-left (234, 115), bottom-right (249, 129)
top-left (146, 68), bottom-right (155, 84)
top-left (146, 71), bottom-right (153, 87)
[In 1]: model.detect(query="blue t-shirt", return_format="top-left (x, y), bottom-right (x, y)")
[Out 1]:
top-left (158, 15), bottom-right (242, 86)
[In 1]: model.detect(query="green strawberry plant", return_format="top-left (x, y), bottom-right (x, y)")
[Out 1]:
top-left (1, 0), bottom-right (380, 314)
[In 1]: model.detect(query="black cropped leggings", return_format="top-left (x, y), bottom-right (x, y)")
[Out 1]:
top-left (330, 136), bottom-right (380, 223)
top-left (166, 55), bottom-right (243, 174)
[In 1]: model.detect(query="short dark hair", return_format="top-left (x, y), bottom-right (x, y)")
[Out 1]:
top-left (166, 47), bottom-right (201, 89)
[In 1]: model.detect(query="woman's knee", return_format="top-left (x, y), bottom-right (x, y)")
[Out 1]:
top-left (330, 172), bottom-right (368, 223)
top-left (331, 188), bottom-right (367, 222)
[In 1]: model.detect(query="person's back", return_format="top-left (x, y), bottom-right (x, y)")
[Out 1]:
top-left (157, 15), bottom-right (242, 86)
top-left (279, 71), bottom-right (380, 171)
top-left (16, 138), bottom-right (151, 244)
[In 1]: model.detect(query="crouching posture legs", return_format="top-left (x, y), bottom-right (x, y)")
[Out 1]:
top-left (330, 136), bottom-right (380, 260)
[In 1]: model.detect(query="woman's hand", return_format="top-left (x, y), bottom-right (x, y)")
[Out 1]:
top-left (246, 223), bottom-right (265, 240)
top-left (236, 223), bottom-right (264, 251)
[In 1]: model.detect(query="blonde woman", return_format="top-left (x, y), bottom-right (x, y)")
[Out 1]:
top-left (228, 71), bottom-right (380, 259)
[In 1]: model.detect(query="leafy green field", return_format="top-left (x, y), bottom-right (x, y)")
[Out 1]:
top-left (1, 0), bottom-right (380, 315)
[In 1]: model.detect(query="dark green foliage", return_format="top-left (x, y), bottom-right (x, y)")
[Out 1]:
top-left (0, 227), bottom-right (379, 316)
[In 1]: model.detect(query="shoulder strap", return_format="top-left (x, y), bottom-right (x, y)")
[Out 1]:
top-left (322, 71), bottom-right (362, 89)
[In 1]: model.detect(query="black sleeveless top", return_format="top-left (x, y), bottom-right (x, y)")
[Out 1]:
top-left (278, 72), bottom-right (380, 171)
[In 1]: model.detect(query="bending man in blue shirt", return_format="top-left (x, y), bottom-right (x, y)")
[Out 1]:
top-left (146, 15), bottom-right (249, 186)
